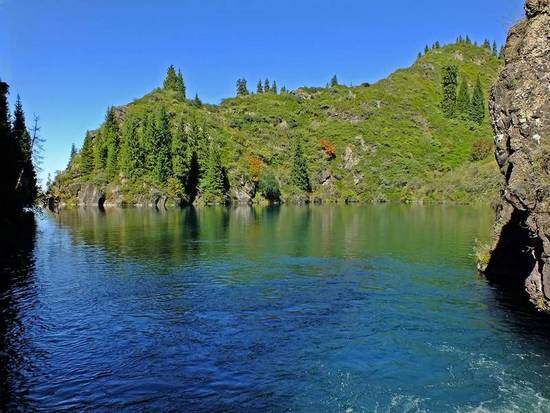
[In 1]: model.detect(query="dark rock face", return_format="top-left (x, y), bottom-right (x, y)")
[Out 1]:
top-left (78, 184), bottom-right (106, 208)
top-left (484, 0), bottom-right (550, 310)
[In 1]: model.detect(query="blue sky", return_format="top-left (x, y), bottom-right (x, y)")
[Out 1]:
top-left (0, 0), bottom-right (524, 184)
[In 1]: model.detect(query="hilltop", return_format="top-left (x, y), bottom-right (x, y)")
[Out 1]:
top-left (50, 41), bottom-right (503, 207)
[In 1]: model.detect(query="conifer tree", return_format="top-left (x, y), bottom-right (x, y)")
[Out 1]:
top-left (236, 79), bottom-right (249, 96)
top-left (417, 52), bottom-right (422, 60)
top-left (465, 35), bottom-right (471, 44)
top-left (12, 96), bottom-right (37, 208)
top-left (435, 41), bottom-right (441, 48)
top-left (424, 45), bottom-right (430, 54)
top-left (171, 117), bottom-right (189, 186)
top-left (0, 82), bottom-right (15, 211)
top-left (93, 134), bottom-right (108, 172)
top-left (152, 107), bottom-right (172, 182)
top-left (264, 78), bottom-right (270, 93)
top-left (330, 75), bottom-right (338, 87)
top-left (70, 143), bottom-right (77, 162)
top-left (104, 108), bottom-right (120, 179)
top-left (280, 86), bottom-right (287, 93)
top-left (483, 39), bottom-right (491, 49)
top-left (441, 65), bottom-right (458, 118)
top-left (290, 138), bottom-right (311, 192)
top-left (456, 77), bottom-right (471, 119)
top-left (80, 131), bottom-right (95, 175)
top-left (192, 93), bottom-right (202, 107)
top-left (470, 76), bottom-right (485, 124)
top-left (202, 141), bottom-right (226, 203)
top-left (141, 112), bottom-right (157, 174)
top-left (272, 80), bottom-right (277, 94)
top-left (119, 115), bottom-right (142, 178)
top-left (257, 80), bottom-right (264, 94)
top-left (492, 41), bottom-right (498, 56)
top-left (163, 65), bottom-right (186, 99)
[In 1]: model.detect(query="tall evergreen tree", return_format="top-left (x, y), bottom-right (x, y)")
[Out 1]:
top-left (141, 112), bottom-right (157, 174)
top-left (12, 96), bottom-right (37, 208)
top-left (236, 78), bottom-right (249, 96)
top-left (456, 77), bottom-right (471, 119)
top-left (152, 107), bottom-right (172, 182)
top-left (119, 115), bottom-right (142, 178)
top-left (483, 39), bottom-right (491, 49)
top-left (470, 76), bottom-right (485, 124)
top-left (492, 41), bottom-right (498, 56)
top-left (330, 75), bottom-right (338, 87)
top-left (264, 78), bottom-right (270, 93)
top-left (104, 108), bottom-right (121, 179)
top-left (441, 65), bottom-right (458, 118)
top-left (202, 141), bottom-right (226, 203)
top-left (0, 81), bottom-right (15, 212)
top-left (192, 93), bottom-right (202, 107)
top-left (171, 117), bottom-right (190, 186)
top-left (163, 65), bottom-right (186, 99)
top-left (69, 143), bottom-right (77, 162)
top-left (256, 80), bottom-right (264, 94)
top-left (290, 138), bottom-right (311, 192)
top-left (424, 45), bottom-right (430, 54)
top-left (272, 80), bottom-right (277, 94)
top-left (80, 131), bottom-right (95, 175)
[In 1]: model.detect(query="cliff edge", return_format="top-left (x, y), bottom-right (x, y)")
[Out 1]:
top-left (482, 0), bottom-right (550, 309)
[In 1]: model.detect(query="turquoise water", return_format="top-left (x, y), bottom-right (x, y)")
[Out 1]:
top-left (1, 205), bottom-right (550, 412)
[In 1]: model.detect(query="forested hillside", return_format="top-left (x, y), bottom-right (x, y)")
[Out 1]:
top-left (50, 40), bottom-right (503, 207)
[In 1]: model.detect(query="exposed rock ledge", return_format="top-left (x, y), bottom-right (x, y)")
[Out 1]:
top-left (481, 0), bottom-right (550, 310)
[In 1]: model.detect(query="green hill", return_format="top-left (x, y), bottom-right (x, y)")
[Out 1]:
top-left (51, 41), bottom-right (503, 207)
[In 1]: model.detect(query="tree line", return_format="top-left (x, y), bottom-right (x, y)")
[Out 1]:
top-left (0, 79), bottom-right (40, 215)
top-left (418, 36), bottom-right (503, 60)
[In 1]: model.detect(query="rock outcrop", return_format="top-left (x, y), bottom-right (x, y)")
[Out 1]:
top-left (483, 0), bottom-right (550, 310)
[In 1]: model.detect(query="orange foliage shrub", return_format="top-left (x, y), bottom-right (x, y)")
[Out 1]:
top-left (319, 139), bottom-right (336, 159)
top-left (246, 154), bottom-right (264, 182)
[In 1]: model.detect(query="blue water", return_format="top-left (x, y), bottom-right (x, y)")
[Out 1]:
top-left (1, 205), bottom-right (550, 412)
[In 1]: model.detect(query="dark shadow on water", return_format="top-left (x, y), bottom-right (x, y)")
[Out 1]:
top-left (0, 212), bottom-right (37, 411)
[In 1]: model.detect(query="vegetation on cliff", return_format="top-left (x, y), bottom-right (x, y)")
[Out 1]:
top-left (50, 40), bottom-right (503, 206)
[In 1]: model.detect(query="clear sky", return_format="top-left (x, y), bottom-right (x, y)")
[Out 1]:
top-left (0, 0), bottom-right (524, 185)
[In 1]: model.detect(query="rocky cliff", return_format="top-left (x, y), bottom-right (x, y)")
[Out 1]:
top-left (483, 0), bottom-right (550, 310)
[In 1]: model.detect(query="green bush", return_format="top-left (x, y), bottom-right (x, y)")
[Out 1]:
top-left (471, 138), bottom-right (493, 161)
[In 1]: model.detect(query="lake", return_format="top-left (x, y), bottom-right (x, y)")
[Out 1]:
top-left (1, 205), bottom-right (550, 412)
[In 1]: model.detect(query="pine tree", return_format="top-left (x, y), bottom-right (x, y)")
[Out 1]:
top-left (163, 65), bottom-right (185, 99)
top-left (104, 108), bottom-right (120, 179)
top-left (93, 130), bottom-right (108, 172)
top-left (456, 77), bottom-right (471, 119)
top-left (417, 52), bottom-right (422, 60)
top-left (202, 141), bottom-right (226, 203)
top-left (119, 115), bottom-right (142, 178)
top-left (290, 138), bottom-right (311, 192)
top-left (492, 41), bottom-right (498, 56)
top-left (152, 107), bottom-right (172, 182)
top-left (424, 45), bottom-right (430, 54)
top-left (236, 78), bottom-right (249, 96)
top-left (80, 131), bottom-right (95, 175)
top-left (280, 86), bottom-right (287, 93)
top-left (465, 35), bottom-right (471, 44)
top-left (12, 96), bottom-right (37, 208)
top-left (435, 41), bottom-right (441, 48)
top-left (330, 74), bottom-right (338, 87)
top-left (141, 112), bottom-right (157, 174)
top-left (470, 76), bottom-right (485, 124)
top-left (70, 143), bottom-right (77, 162)
top-left (483, 39), bottom-right (491, 49)
top-left (256, 80), bottom-right (264, 94)
top-left (171, 117), bottom-right (190, 186)
top-left (441, 65), bottom-right (458, 118)
top-left (272, 80), bottom-right (277, 94)
top-left (192, 93), bottom-right (202, 107)
top-left (264, 78), bottom-right (270, 93)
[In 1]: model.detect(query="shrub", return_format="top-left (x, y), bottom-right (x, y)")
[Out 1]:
top-left (319, 139), bottom-right (336, 159)
top-left (258, 170), bottom-right (280, 201)
top-left (246, 154), bottom-right (263, 182)
top-left (471, 138), bottom-right (493, 161)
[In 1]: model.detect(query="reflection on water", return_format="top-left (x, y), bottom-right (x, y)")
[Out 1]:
top-left (0, 213), bottom-right (37, 410)
top-left (1, 205), bottom-right (550, 411)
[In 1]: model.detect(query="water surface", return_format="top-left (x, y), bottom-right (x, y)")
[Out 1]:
top-left (1, 205), bottom-right (550, 412)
